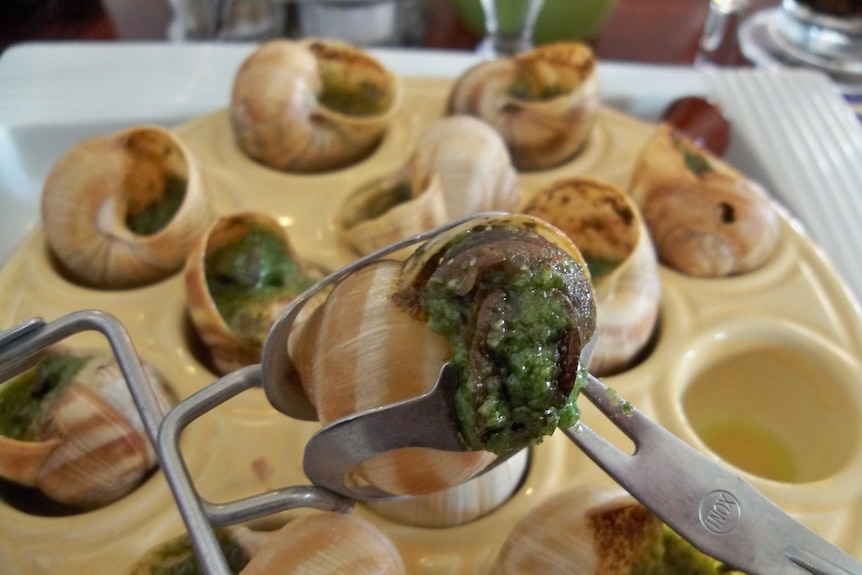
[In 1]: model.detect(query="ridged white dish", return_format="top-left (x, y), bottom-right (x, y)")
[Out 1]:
top-left (0, 45), bottom-right (861, 573)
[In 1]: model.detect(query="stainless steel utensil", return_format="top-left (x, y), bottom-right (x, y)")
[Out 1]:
top-left (0, 311), bottom-right (355, 575)
top-left (566, 369), bottom-right (862, 575)
top-left (299, 328), bottom-right (862, 574)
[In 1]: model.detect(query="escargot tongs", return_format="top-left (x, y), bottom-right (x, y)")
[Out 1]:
top-left (298, 343), bottom-right (862, 575)
top-left (267, 216), bottom-right (862, 575)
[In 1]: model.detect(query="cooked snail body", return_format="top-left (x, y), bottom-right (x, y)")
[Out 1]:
top-left (522, 178), bottom-right (660, 376)
top-left (0, 347), bottom-right (174, 509)
top-left (630, 124), bottom-right (780, 277)
top-left (230, 38), bottom-right (402, 173)
top-left (447, 42), bottom-right (600, 171)
top-left (290, 214), bottom-right (595, 495)
top-left (338, 115), bottom-right (519, 256)
top-left (41, 125), bottom-right (214, 289)
top-left (185, 212), bottom-right (317, 375)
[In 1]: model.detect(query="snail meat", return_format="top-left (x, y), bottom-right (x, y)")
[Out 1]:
top-left (403, 222), bottom-right (594, 453)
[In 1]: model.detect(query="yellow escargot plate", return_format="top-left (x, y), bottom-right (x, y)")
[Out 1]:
top-left (0, 70), bottom-right (860, 574)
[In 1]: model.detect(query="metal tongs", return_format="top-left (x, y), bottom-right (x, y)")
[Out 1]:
top-left (0, 214), bottom-right (859, 575)
top-left (300, 344), bottom-right (862, 575)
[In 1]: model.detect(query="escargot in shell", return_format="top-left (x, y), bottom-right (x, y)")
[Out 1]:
top-left (447, 41), bottom-right (600, 171)
top-left (629, 123), bottom-right (780, 277)
top-left (522, 177), bottom-right (660, 376)
top-left (185, 212), bottom-right (318, 375)
top-left (40, 125), bottom-right (214, 289)
top-left (338, 115), bottom-right (520, 256)
top-left (230, 38), bottom-right (402, 173)
top-left (126, 527), bottom-right (258, 574)
top-left (0, 347), bottom-right (174, 509)
top-left (242, 512), bottom-right (405, 575)
top-left (289, 214), bottom-right (596, 495)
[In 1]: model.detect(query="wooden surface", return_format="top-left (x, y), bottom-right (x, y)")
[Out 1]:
top-left (0, 0), bottom-right (780, 64)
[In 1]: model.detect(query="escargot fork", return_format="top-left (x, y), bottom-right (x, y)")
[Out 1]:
top-left (564, 373), bottom-right (862, 575)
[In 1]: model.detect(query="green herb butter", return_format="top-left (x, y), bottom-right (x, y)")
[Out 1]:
top-left (656, 527), bottom-right (740, 575)
top-left (585, 257), bottom-right (619, 280)
top-left (672, 134), bottom-right (714, 176)
top-left (361, 181), bottom-right (413, 220)
top-left (0, 351), bottom-right (88, 441)
top-left (422, 254), bottom-right (585, 454)
top-left (318, 81), bottom-right (386, 116)
top-left (126, 174), bottom-right (187, 236)
top-left (132, 530), bottom-right (249, 575)
top-left (205, 226), bottom-right (315, 342)
top-left (508, 79), bottom-right (568, 101)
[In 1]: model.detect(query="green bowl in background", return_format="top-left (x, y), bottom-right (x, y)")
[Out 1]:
top-left (452, 0), bottom-right (619, 44)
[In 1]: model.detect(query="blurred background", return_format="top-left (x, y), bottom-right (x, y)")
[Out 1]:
top-left (0, 0), bottom-right (782, 66)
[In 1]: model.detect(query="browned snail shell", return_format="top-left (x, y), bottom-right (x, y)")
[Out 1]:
top-left (447, 42), bottom-right (600, 171)
top-left (630, 124), bottom-right (780, 277)
top-left (230, 38), bottom-right (402, 173)
top-left (522, 177), bottom-right (660, 376)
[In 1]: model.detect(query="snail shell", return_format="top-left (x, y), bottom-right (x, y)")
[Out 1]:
top-left (0, 347), bottom-right (175, 509)
top-left (290, 259), bottom-right (492, 495)
top-left (446, 42), bottom-right (600, 171)
top-left (230, 38), bottom-right (402, 173)
top-left (242, 512), bottom-right (405, 575)
top-left (522, 178), bottom-right (660, 376)
top-left (289, 214), bottom-right (595, 495)
top-left (492, 484), bottom-right (664, 575)
top-left (185, 212), bottom-right (317, 375)
top-left (366, 447), bottom-right (529, 528)
top-left (41, 125), bottom-right (214, 289)
top-left (338, 115), bottom-right (520, 256)
top-left (629, 123), bottom-right (780, 277)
